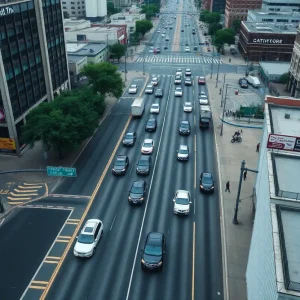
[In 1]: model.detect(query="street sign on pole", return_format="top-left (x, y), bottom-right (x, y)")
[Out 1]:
top-left (47, 166), bottom-right (77, 177)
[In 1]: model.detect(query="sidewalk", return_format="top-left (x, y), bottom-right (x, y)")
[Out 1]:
top-left (206, 73), bottom-right (262, 300)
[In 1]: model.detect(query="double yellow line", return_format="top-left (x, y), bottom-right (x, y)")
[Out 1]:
top-left (40, 115), bottom-right (132, 299)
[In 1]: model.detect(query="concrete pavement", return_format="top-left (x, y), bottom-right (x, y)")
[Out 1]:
top-left (207, 73), bottom-right (262, 300)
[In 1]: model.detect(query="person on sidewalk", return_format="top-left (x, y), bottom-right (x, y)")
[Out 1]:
top-left (243, 170), bottom-right (247, 181)
top-left (225, 181), bottom-right (230, 193)
top-left (256, 143), bottom-right (260, 152)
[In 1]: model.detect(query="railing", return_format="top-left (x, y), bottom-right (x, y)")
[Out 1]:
top-left (277, 190), bottom-right (300, 200)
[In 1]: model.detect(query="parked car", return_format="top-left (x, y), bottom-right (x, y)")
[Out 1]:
top-left (239, 78), bottom-right (248, 88)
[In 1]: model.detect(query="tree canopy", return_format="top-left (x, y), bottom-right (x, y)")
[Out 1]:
top-left (21, 87), bottom-right (105, 158)
top-left (109, 43), bottom-right (126, 63)
top-left (232, 19), bottom-right (241, 34)
top-left (82, 62), bottom-right (124, 98)
top-left (200, 11), bottom-right (221, 24)
top-left (135, 20), bottom-right (153, 37)
top-left (214, 28), bottom-right (235, 49)
top-left (208, 22), bottom-right (223, 36)
top-left (141, 4), bottom-right (159, 20)
top-left (107, 2), bottom-right (120, 15)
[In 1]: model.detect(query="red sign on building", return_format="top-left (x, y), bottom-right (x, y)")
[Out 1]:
top-left (267, 133), bottom-right (300, 152)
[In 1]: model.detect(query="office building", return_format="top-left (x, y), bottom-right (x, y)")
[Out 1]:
top-left (238, 22), bottom-right (297, 62)
top-left (247, 10), bottom-right (300, 26)
top-left (261, 0), bottom-right (300, 13)
top-left (287, 26), bottom-right (300, 98)
top-left (210, 0), bottom-right (226, 14)
top-left (225, 0), bottom-right (262, 28)
top-left (246, 96), bottom-right (300, 300)
top-left (61, 0), bottom-right (86, 18)
top-left (85, 0), bottom-right (107, 21)
top-left (0, 0), bottom-right (70, 155)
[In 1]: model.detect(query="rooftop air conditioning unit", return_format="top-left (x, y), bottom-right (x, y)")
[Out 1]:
top-left (285, 113), bottom-right (290, 119)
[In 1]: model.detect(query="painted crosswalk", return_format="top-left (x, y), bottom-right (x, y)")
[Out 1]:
top-left (135, 55), bottom-right (222, 64)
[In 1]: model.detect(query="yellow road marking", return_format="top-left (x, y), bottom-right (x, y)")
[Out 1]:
top-left (29, 285), bottom-right (46, 290)
top-left (18, 185), bottom-right (43, 189)
top-left (44, 260), bottom-right (59, 264)
top-left (192, 222), bottom-right (195, 300)
top-left (32, 281), bottom-right (48, 284)
top-left (40, 115), bottom-right (133, 300)
top-left (58, 236), bottom-right (71, 239)
top-left (10, 192), bottom-right (38, 196)
top-left (47, 256), bottom-right (60, 260)
top-left (7, 197), bottom-right (31, 201)
top-left (56, 239), bottom-right (69, 243)
top-left (194, 135), bottom-right (197, 189)
top-left (8, 202), bottom-right (25, 205)
top-left (68, 218), bottom-right (81, 222)
top-left (14, 189), bottom-right (38, 193)
top-left (66, 222), bottom-right (78, 225)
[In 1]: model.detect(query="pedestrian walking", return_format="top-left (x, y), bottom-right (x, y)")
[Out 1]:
top-left (243, 170), bottom-right (247, 181)
top-left (256, 143), bottom-right (260, 152)
top-left (225, 181), bottom-right (230, 193)
top-left (219, 88), bottom-right (222, 95)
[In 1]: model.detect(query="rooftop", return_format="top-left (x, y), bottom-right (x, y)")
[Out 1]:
top-left (67, 26), bottom-right (118, 33)
top-left (67, 55), bottom-right (87, 63)
top-left (242, 21), bottom-right (298, 33)
top-left (260, 62), bottom-right (291, 76)
top-left (66, 43), bottom-right (107, 56)
top-left (250, 10), bottom-right (300, 17)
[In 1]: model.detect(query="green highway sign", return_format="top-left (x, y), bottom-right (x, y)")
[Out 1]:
top-left (47, 166), bottom-right (77, 177)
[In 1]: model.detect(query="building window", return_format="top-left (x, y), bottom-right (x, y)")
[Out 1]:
top-left (71, 6), bottom-right (75, 9)
top-left (63, 6), bottom-right (66, 9)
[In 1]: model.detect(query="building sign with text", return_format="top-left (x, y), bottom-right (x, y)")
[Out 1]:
top-left (0, 6), bottom-right (14, 17)
top-left (267, 134), bottom-right (300, 152)
top-left (0, 137), bottom-right (16, 153)
top-left (252, 38), bottom-right (283, 44)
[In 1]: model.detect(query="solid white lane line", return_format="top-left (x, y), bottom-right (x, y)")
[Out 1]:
top-left (125, 78), bottom-right (173, 300)
top-left (110, 214), bottom-right (117, 231)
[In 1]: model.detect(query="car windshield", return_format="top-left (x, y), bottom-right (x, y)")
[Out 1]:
top-left (145, 244), bottom-right (162, 256)
top-left (179, 148), bottom-right (188, 154)
top-left (147, 85), bottom-right (153, 88)
top-left (130, 85), bottom-right (137, 88)
top-left (202, 175), bottom-right (212, 184)
top-left (185, 103), bottom-right (192, 107)
top-left (115, 160), bottom-right (125, 166)
top-left (139, 160), bottom-right (149, 166)
top-left (176, 197), bottom-right (189, 205)
top-left (176, 88), bottom-right (182, 91)
top-left (181, 123), bottom-right (189, 128)
top-left (152, 104), bottom-right (159, 108)
top-left (143, 143), bottom-right (152, 147)
top-left (78, 234), bottom-right (94, 244)
top-left (125, 133), bottom-right (133, 139)
top-left (131, 186), bottom-right (143, 194)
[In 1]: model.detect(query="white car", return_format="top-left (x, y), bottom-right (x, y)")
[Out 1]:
top-left (150, 103), bottom-right (160, 114)
top-left (74, 219), bottom-right (103, 257)
top-left (183, 102), bottom-right (193, 112)
top-left (141, 139), bottom-right (154, 154)
top-left (176, 69), bottom-right (183, 76)
top-left (157, 29), bottom-right (160, 33)
top-left (177, 145), bottom-right (189, 161)
top-left (185, 47), bottom-right (190, 52)
top-left (151, 77), bottom-right (159, 86)
top-left (165, 36), bottom-right (170, 41)
top-left (145, 84), bottom-right (154, 94)
top-left (173, 190), bottom-right (192, 215)
top-left (174, 87), bottom-right (183, 97)
top-left (161, 33), bottom-right (165, 37)
top-left (129, 84), bottom-right (138, 94)
top-left (199, 95), bottom-right (208, 105)
top-left (200, 91), bottom-right (206, 96)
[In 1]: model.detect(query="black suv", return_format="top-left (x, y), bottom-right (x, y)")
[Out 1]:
top-left (123, 132), bottom-right (136, 146)
top-left (155, 88), bottom-right (163, 98)
top-left (199, 172), bottom-right (215, 193)
top-left (141, 232), bottom-right (166, 271)
top-left (136, 155), bottom-right (152, 175)
top-left (145, 118), bottom-right (157, 132)
top-left (112, 155), bottom-right (129, 175)
top-left (239, 78), bottom-right (248, 88)
top-left (179, 121), bottom-right (191, 135)
top-left (128, 180), bottom-right (146, 205)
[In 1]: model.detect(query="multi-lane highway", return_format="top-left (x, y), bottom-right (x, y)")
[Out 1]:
top-left (0, 0), bottom-right (224, 299)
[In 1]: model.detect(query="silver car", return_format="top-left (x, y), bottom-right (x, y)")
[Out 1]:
top-left (177, 145), bottom-right (189, 161)
top-left (128, 84), bottom-right (138, 94)
top-left (174, 87), bottom-right (183, 97)
top-left (150, 103), bottom-right (160, 114)
top-left (183, 102), bottom-right (193, 112)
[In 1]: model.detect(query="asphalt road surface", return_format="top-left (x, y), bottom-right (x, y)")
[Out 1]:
top-left (46, 80), bottom-right (223, 300)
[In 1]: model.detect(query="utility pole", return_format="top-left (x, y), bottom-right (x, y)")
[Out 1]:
top-left (220, 83), bottom-right (228, 136)
top-left (220, 73), bottom-right (227, 107)
top-left (143, 52), bottom-right (145, 75)
top-left (233, 160), bottom-right (259, 224)
top-left (210, 43), bottom-right (214, 79)
top-left (215, 53), bottom-right (221, 88)
top-left (124, 45), bottom-right (127, 82)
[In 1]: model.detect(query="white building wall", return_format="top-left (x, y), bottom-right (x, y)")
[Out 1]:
top-left (97, 0), bottom-right (107, 17)
top-left (85, 0), bottom-right (97, 17)
top-left (65, 30), bottom-right (118, 42)
top-left (246, 123), bottom-right (279, 300)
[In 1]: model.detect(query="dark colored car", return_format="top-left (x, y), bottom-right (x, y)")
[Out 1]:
top-left (194, 46), bottom-right (198, 51)
top-left (136, 155), bottom-right (152, 175)
top-left (164, 45), bottom-right (168, 50)
top-left (181, 29), bottom-right (184, 32)
top-left (112, 155), bottom-right (129, 175)
top-left (155, 47), bottom-right (161, 54)
top-left (141, 232), bottom-right (166, 271)
top-left (184, 77), bottom-right (192, 86)
top-left (155, 88), bottom-right (163, 98)
top-left (123, 132), bottom-right (136, 146)
top-left (128, 180), bottom-right (146, 204)
top-left (198, 76), bottom-right (206, 85)
top-left (145, 118), bottom-right (157, 132)
top-left (199, 172), bottom-right (215, 192)
top-left (192, 31), bottom-right (196, 35)
top-left (179, 121), bottom-right (191, 135)
top-left (239, 78), bottom-right (248, 88)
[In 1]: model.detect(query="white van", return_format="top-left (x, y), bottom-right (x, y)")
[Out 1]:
top-left (246, 75), bottom-right (261, 88)
top-left (131, 97), bottom-right (145, 117)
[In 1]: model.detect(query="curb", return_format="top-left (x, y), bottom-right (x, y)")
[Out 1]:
top-left (220, 116), bottom-right (263, 129)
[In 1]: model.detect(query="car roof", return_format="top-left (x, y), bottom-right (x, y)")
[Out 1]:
top-left (116, 155), bottom-right (127, 160)
top-left (148, 232), bottom-right (164, 242)
top-left (146, 84), bottom-right (153, 87)
top-left (184, 102), bottom-right (192, 105)
top-left (82, 219), bottom-right (101, 234)
top-left (148, 118), bottom-right (156, 122)
top-left (125, 132), bottom-right (135, 135)
top-left (144, 138), bottom-right (153, 143)
top-left (132, 180), bottom-right (145, 187)
top-left (181, 120), bottom-right (189, 124)
top-left (179, 145), bottom-right (188, 150)
top-left (156, 88), bottom-right (162, 91)
top-left (199, 76), bottom-right (205, 80)
top-left (152, 77), bottom-right (158, 80)
top-left (152, 103), bottom-right (159, 106)
top-left (140, 155), bottom-right (150, 161)
top-left (131, 84), bottom-right (137, 87)
top-left (203, 172), bottom-right (212, 178)
top-left (176, 87), bottom-right (182, 89)
top-left (176, 190), bottom-right (189, 198)
top-left (186, 69), bottom-right (191, 71)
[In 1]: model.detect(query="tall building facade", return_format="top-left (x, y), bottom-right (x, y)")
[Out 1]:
top-left (287, 26), bottom-right (300, 98)
top-left (61, 0), bottom-right (86, 18)
top-left (85, 0), bottom-right (107, 21)
top-left (225, 0), bottom-right (262, 28)
top-left (261, 0), bottom-right (300, 12)
top-left (0, 0), bottom-right (70, 155)
top-left (210, 0), bottom-right (226, 14)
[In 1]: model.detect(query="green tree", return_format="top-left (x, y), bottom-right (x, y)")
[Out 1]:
top-left (279, 72), bottom-right (289, 84)
top-left (215, 28), bottom-right (235, 46)
top-left (208, 23), bottom-right (222, 36)
top-left (141, 4), bottom-right (159, 14)
top-left (82, 62), bottom-right (124, 98)
top-left (109, 43), bottom-right (126, 63)
top-left (200, 10), bottom-right (209, 22)
top-left (107, 2), bottom-right (120, 15)
top-left (21, 89), bottom-right (103, 158)
top-left (232, 19), bottom-right (241, 34)
top-left (200, 11), bottom-right (221, 24)
top-left (135, 20), bottom-right (153, 37)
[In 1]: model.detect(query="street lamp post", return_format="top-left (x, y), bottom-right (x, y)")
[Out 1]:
top-left (220, 73), bottom-right (227, 107)
top-left (124, 47), bottom-right (127, 82)
top-left (245, 56), bottom-right (249, 76)
top-left (143, 52), bottom-right (145, 75)
top-left (215, 54), bottom-right (221, 88)
top-left (220, 83), bottom-right (228, 136)
top-left (210, 42), bottom-right (214, 79)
